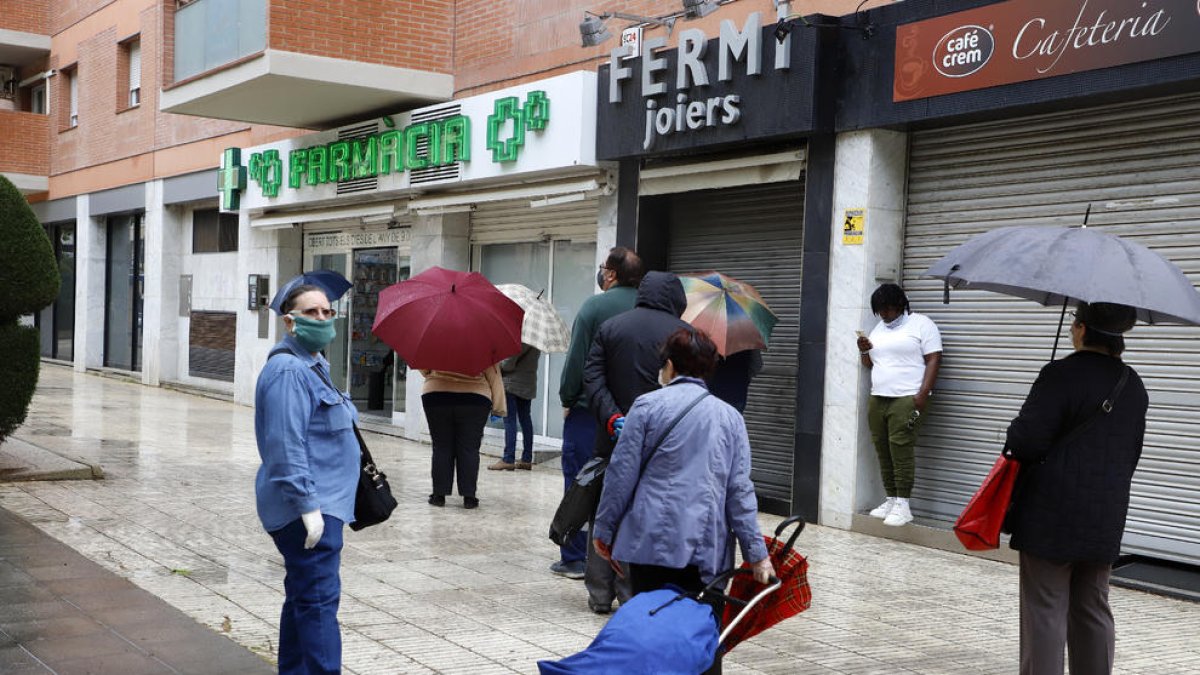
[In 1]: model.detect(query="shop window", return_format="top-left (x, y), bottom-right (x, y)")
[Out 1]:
top-left (192, 208), bottom-right (239, 253)
top-left (477, 239), bottom-right (595, 439)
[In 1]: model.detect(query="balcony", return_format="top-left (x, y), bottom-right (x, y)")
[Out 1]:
top-left (160, 0), bottom-right (454, 130)
top-left (0, 110), bottom-right (49, 194)
top-left (0, 24), bottom-right (51, 74)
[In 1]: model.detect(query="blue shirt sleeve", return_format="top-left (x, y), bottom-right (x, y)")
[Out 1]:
top-left (258, 366), bottom-right (322, 516)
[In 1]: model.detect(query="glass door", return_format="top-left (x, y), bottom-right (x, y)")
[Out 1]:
top-left (310, 252), bottom-right (351, 391)
top-left (36, 223), bottom-right (76, 361)
top-left (104, 214), bottom-right (143, 371)
top-left (349, 247), bottom-right (408, 417)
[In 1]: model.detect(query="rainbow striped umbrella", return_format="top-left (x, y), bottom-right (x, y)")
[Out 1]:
top-left (678, 272), bottom-right (778, 356)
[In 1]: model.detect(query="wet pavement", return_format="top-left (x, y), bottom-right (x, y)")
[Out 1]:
top-left (1, 364), bottom-right (1198, 674)
top-left (0, 506), bottom-right (273, 674)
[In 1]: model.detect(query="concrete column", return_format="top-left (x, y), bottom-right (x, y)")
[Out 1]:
top-left (72, 195), bottom-right (104, 372)
top-left (233, 219), bottom-right (302, 405)
top-left (140, 181), bottom-right (182, 386)
top-left (402, 210), bottom-right (471, 439)
top-left (819, 129), bottom-right (909, 529)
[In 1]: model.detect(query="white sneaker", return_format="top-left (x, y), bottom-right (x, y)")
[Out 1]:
top-left (869, 497), bottom-right (895, 519)
top-left (884, 499), bottom-right (913, 527)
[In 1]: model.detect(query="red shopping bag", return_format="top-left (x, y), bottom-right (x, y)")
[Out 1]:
top-left (954, 455), bottom-right (1020, 551)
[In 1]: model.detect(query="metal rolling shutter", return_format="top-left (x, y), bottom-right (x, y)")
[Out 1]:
top-left (667, 182), bottom-right (805, 506)
top-left (469, 197), bottom-right (599, 245)
top-left (904, 93), bottom-right (1200, 565)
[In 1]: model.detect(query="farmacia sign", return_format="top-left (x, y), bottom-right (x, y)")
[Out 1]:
top-left (219, 91), bottom-right (550, 211)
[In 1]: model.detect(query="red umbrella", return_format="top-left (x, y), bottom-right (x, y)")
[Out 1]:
top-left (720, 516), bottom-right (811, 652)
top-left (371, 266), bottom-right (524, 375)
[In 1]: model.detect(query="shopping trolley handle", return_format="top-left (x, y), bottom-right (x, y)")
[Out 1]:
top-left (716, 573), bottom-right (783, 647)
top-left (773, 515), bottom-right (806, 556)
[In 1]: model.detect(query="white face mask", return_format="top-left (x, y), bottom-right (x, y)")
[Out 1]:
top-left (885, 314), bottom-right (906, 329)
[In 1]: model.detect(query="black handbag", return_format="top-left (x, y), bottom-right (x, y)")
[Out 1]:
top-left (549, 456), bottom-right (609, 546)
top-left (548, 390), bottom-right (710, 547)
top-left (349, 424), bottom-right (398, 531)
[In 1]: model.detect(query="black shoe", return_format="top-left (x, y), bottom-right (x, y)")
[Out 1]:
top-left (428, 494), bottom-right (445, 507)
top-left (588, 600), bottom-right (612, 615)
top-left (464, 496), bottom-right (479, 510)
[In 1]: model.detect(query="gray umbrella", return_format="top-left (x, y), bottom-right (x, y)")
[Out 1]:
top-left (925, 225), bottom-right (1200, 326)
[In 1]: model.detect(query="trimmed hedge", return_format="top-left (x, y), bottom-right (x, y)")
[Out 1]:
top-left (0, 175), bottom-right (59, 321)
top-left (0, 321), bottom-right (41, 441)
top-left (0, 175), bottom-right (59, 443)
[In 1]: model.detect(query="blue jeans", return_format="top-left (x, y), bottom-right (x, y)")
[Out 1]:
top-left (503, 393), bottom-right (534, 464)
top-left (560, 407), bottom-right (595, 564)
top-left (270, 514), bottom-right (344, 675)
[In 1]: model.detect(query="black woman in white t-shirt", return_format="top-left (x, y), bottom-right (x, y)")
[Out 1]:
top-left (856, 283), bottom-right (943, 526)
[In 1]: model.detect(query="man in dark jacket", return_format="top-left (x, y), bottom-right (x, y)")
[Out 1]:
top-left (550, 247), bottom-right (643, 581)
top-left (1004, 302), bottom-right (1148, 675)
top-left (580, 270), bottom-right (691, 613)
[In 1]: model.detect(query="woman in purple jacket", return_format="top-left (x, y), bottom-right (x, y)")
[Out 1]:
top-left (593, 328), bottom-right (773, 675)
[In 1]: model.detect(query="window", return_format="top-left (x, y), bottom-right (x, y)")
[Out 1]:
top-left (67, 68), bottom-right (78, 127)
top-left (127, 40), bottom-right (141, 107)
top-left (192, 208), bottom-right (239, 253)
top-left (31, 84), bottom-right (47, 114)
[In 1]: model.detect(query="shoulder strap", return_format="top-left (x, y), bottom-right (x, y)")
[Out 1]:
top-left (609, 389), bottom-right (710, 545)
top-left (1057, 365), bottom-right (1131, 449)
top-left (270, 343), bottom-right (364, 451)
top-left (638, 390), bottom-right (711, 477)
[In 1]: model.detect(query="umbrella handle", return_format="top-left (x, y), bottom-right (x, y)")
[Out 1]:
top-left (943, 265), bottom-right (959, 305)
top-left (1051, 298), bottom-right (1069, 361)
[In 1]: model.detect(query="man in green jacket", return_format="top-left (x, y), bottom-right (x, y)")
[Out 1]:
top-left (550, 246), bottom-right (643, 587)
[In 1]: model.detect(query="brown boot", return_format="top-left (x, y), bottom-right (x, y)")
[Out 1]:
top-left (488, 461), bottom-right (516, 471)
top-left (515, 461), bottom-right (533, 470)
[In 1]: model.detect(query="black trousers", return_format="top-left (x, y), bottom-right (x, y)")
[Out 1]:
top-left (629, 563), bottom-right (725, 675)
top-left (422, 393), bottom-right (490, 499)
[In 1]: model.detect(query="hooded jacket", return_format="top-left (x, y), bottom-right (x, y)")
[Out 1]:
top-left (583, 271), bottom-right (690, 458)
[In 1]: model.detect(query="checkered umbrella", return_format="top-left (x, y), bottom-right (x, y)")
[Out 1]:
top-left (495, 284), bottom-right (571, 353)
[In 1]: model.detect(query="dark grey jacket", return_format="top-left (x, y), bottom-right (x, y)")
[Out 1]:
top-left (1005, 351), bottom-right (1148, 564)
top-left (500, 344), bottom-right (540, 401)
top-left (583, 271), bottom-right (690, 458)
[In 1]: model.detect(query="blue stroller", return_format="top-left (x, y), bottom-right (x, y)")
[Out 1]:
top-left (536, 567), bottom-right (782, 675)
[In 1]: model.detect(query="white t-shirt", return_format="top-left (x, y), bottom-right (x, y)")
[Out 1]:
top-left (867, 312), bottom-right (943, 396)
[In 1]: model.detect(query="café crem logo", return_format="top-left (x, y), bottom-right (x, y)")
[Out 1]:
top-left (933, 24), bottom-right (995, 78)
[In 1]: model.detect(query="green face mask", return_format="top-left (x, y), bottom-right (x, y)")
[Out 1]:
top-left (289, 314), bottom-right (337, 353)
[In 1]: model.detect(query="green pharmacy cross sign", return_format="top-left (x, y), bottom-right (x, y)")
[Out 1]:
top-left (219, 91), bottom-right (551, 208)
top-left (218, 148), bottom-right (247, 211)
top-left (486, 91), bottom-right (549, 162)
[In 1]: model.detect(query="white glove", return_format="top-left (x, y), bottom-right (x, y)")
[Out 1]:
top-left (301, 509), bottom-right (324, 549)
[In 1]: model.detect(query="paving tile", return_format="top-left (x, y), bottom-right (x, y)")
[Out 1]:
top-left (3, 367), bottom-right (1199, 674)
top-left (0, 645), bottom-right (52, 674)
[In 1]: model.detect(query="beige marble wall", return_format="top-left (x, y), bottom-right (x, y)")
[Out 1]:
top-left (819, 129), bottom-right (908, 529)
top-left (233, 220), bottom-right (301, 405)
